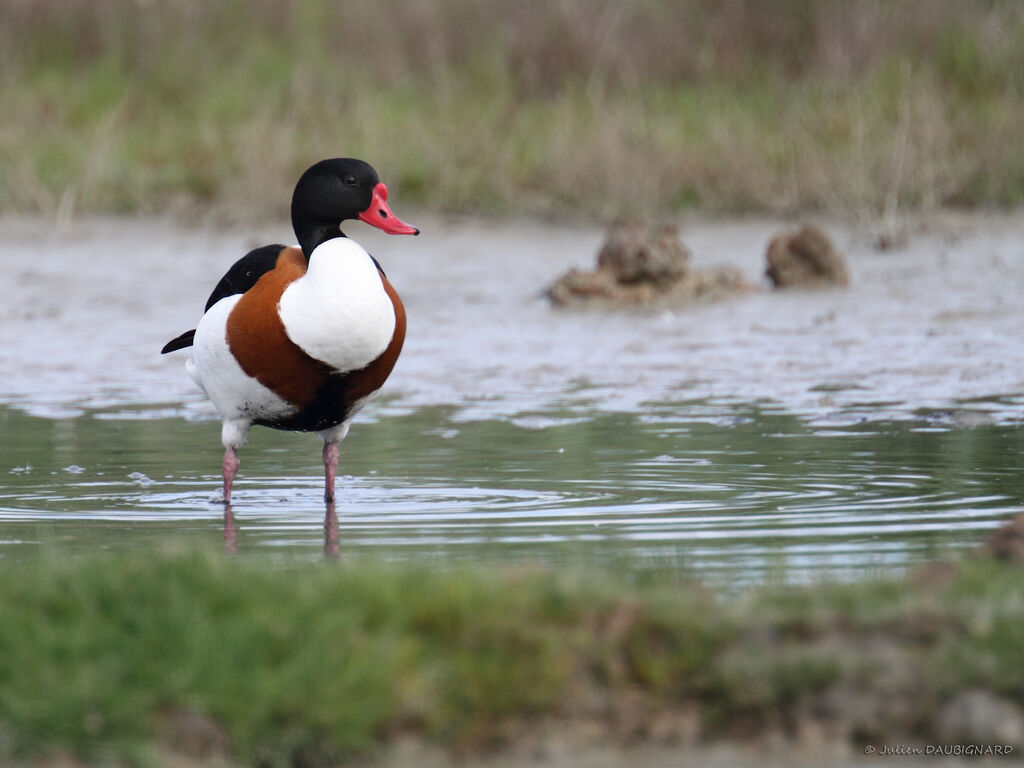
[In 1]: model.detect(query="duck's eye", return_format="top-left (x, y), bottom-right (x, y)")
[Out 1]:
top-left (342, 174), bottom-right (358, 187)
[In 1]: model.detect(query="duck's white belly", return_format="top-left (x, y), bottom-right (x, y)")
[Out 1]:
top-left (190, 295), bottom-right (296, 425)
top-left (278, 238), bottom-right (396, 372)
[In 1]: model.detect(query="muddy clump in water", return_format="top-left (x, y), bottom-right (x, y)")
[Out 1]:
top-left (765, 224), bottom-right (849, 288)
top-left (984, 512), bottom-right (1024, 565)
top-left (547, 221), bottom-right (747, 307)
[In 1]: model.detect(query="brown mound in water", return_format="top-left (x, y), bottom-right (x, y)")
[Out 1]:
top-left (984, 512), bottom-right (1024, 565)
top-left (547, 221), bottom-right (747, 307)
top-left (597, 221), bottom-right (690, 284)
top-left (765, 224), bottom-right (849, 288)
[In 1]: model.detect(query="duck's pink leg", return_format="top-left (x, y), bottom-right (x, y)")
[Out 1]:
top-left (323, 442), bottom-right (340, 502)
top-left (222, 447), bottom-right (240, 504)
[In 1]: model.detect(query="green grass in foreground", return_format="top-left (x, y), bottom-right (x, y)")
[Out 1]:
top-left (1, 548), bottom-right (1023, 765)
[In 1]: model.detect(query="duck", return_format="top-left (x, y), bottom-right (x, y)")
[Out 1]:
top-left (162, 158), bottom-right (419, 503)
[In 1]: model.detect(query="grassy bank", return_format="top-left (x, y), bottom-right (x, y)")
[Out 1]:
top-left (3, 1), bottom-right (1024, 223)
top-left (2, 545), bottom-right (1023, 765)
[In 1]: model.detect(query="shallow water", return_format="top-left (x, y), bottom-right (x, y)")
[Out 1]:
top-left (3, 403), bottom-right (1023, 584)
top-left (1, 214), bottom-right (1022, 581)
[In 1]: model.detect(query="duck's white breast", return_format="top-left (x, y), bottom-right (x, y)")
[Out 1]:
top-left (277, 238), bottom-right (396, 373)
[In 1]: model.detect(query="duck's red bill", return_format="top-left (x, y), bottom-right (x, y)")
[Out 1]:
top-left (358, 183), bottom-right (419, 235)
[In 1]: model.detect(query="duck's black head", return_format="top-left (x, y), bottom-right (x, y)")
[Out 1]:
top-left (291, 158), bottom-right (419, 258)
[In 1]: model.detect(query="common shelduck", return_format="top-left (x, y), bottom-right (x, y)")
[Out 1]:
top-left (162, 158), bottom-right (419, 503)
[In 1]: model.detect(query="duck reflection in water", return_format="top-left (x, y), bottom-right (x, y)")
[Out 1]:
top-left (223, 506), bottom-right (240, 554)
top-left (221, 504), bottom-right (340, 557)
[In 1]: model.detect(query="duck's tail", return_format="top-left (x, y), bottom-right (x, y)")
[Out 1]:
top-left (161, 329), bottom-right (196, 354)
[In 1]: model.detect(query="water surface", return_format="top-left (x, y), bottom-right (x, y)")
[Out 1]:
top-left (3, 402), bottom-right (1021, 583)
top-left (1, 215), bottom-right (1022, 581)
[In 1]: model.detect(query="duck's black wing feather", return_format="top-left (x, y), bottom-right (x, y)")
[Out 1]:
top-left (203, 244), bottom-right (288, 311)
top-left (160, 244), bottom-right (288, 354)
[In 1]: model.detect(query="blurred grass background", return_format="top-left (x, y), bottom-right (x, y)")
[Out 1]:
top-left (2, 0), bottom-right (1024, 223)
